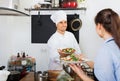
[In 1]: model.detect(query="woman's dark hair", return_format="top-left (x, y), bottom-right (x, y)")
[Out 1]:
top-left (95, 8), bottom-right (120, 48)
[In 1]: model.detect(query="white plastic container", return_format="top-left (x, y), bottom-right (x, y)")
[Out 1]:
top-left (0, 70), bottom-right (10, 81)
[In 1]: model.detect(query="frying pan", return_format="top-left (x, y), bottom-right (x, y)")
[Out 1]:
top-left (70, 14), bottom-right (82, 31)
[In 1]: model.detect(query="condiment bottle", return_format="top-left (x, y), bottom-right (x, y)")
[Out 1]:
top-left (17, 53), bottom-right (20, 58)
top-left (22, 52), bottom-right (26, 58)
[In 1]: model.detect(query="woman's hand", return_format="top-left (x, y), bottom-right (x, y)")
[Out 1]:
top-left (75, 54), bottom-right (94, 68)
top-left (69, 63), bottom-right (94, 81)
top-left (69, 63), bottom-right (85, 77)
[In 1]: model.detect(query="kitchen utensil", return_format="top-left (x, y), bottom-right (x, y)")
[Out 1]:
top-left (70, 14), bottom-right (82, 31)
top-left (62, 0), bottom-right (77, 8)
top-left (0, 66), bottom-right (5, 70)
top-left (38, 2), bottom-right (52, 8)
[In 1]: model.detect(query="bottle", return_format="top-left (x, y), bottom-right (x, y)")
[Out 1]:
top-left (54, 0), bottom-right (59, 7)
top-left (21, 52), bottom-right (27, 65)
top-left (26, 54), bottom-right (29, 58)
top-left (17, 53), bottom-right (20, 58)
top-left (59, 0), bottom-right (63, 8)
top-left (22, 52), bottom-right (26, 58)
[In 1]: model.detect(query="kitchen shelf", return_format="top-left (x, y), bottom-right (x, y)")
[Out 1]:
top-left (0, 7), bottom-right (29, 16)
top-left (8, 57), bottom-right (36, 81)
top-left (25, 7), bottom-right (86, 11)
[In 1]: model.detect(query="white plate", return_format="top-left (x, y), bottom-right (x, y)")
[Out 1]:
top-left (61, 60), bottom-right (81, 64)
top-left (61, 52), bottom-right (72, 54)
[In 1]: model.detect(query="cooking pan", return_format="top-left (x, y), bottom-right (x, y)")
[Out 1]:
top-left (70, 14), bottom-right (82, 31)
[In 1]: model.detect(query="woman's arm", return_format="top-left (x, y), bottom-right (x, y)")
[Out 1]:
top-left (77, 54), bottom-right (94, 68)
top-left (69, 64), bottom-right (94, 81)
top-left (86, 61), bottom-right (94, 68)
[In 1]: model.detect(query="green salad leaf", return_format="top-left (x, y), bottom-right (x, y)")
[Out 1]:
top-left (70, 54), bottom-right (79, 61)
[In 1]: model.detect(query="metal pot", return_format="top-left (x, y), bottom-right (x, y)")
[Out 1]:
top-left (0, 66), bottom-right (5, 70)
top-left (70, 14), bottom-right (82, 31)
top-left (38, 71), bottom-right (48, 81)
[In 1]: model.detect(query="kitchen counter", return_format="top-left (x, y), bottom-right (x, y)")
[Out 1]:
top-left (20, 72), bottom-right (36, 81)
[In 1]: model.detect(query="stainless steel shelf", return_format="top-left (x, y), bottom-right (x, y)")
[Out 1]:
top-left (0, 7), bottom-right (29, 16)
top-left (25, 7), bottom-right (86, 11)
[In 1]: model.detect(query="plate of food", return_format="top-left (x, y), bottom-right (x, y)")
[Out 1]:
top-left (60, 54), bottom-right (81, 64)
top-left (58, 48), bottom-right (76, 57)
top-left (61, 48), bottom-right (75, 54)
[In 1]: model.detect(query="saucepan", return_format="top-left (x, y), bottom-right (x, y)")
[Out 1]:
top-left (70, 14), bottom-right (82, 31)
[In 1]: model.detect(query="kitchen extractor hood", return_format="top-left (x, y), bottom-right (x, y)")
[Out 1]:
top-left (0, 7), bottom-right (29, 16)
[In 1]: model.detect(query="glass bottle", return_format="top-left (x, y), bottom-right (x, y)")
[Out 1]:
top-left (17, 53), bottom-right (20, 58)
top-left (22, 52), bottom-right (26, 58)
top-left (59, 0), bottom-right (64, 8)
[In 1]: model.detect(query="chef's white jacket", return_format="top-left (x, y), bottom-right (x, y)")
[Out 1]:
top-left (47, 31), bottom-right (81, 70)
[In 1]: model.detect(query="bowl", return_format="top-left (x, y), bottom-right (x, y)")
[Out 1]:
top-left (38, 2), bottom-right (52, 8)
top-left (60, 53), bottom-right (71, 57)
top-left (59, 48), bottom-right (75, 57)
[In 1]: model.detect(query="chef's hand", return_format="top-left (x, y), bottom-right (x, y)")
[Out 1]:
top-left (57, 49), bottom-right (62, 54)
top-left (57, 49), bottom-right (66, 57)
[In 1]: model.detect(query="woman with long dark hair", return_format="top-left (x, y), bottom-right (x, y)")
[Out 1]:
top-left (69, 8), bottom-right (120, 81)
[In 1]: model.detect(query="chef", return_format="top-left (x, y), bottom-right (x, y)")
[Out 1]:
top-left (47, 10), bottom-right (81, 70)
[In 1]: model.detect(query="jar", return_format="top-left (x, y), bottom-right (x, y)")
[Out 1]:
top-left (42, 71), bottom-right (48, 81)
top-left (51, 0), bottom-right (59, 8)
top-left (62, 0), bottom-right (78, 8)
top-left (38, 71), bottom-right (48, 81)
top-left (38, 71), bottom-right (43, 81)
